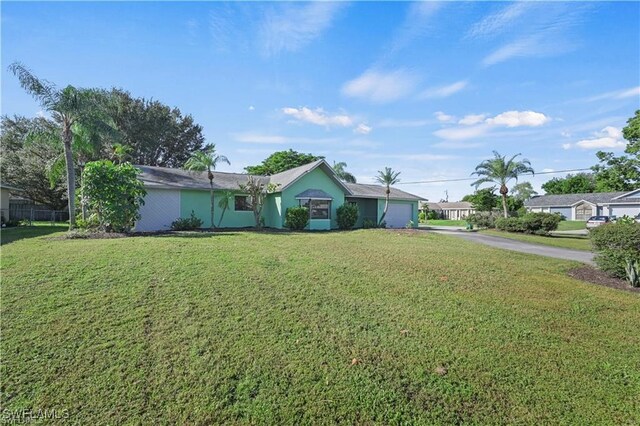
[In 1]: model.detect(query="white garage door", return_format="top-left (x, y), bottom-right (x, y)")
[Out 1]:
top-left (385, 203), bottom-right (413, 228)
top-left (609, 204), bottom-right (640, 218)
top-left (135, 188), bottom-right (181, 231)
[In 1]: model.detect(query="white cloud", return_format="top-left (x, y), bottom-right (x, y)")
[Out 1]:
top-left (435, 111), bottom-right (455, 123)
top-left (232, 132), bottom-right (338, 145)
top-left (458, 114), bottom-right (486, 126)
top-left (433, 124), bottom-right (491, 141)
top-left (248, 105), bottom-right (255, 111)
top-left (385, 2), bottom-right (443, 56)
top-left (342, 69), bottom-right (419, 103)
top-left (486, 111), bottom-right (550, 127)
top-left (354, 124), bottom-right (372, 135)
top-left (260, 2), bottom-right (344, 56)
top-left (420, 80), bottom-right (468, 99)
top-left (467, 2), bottom-right (534, 39)
top-left (377, 118), bottom-right (433, 128)
top-left (282, 107), bottom-right (353, 127)
top-left (572, 126), bottom-right (626, 150)
top-left (561, 131), bottom-right (571, 138)
top-left (482, 36), bottom-right (555, 66)
top-left (585, 86), bottom-right (640, 102)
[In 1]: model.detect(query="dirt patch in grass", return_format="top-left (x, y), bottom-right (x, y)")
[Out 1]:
top-left (568, 266), bottom-right (640, 293)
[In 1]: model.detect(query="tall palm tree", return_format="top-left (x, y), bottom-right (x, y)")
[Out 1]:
top-left (375, 167), bottom-right (401, 226)
top-left (9, 62), bottom-right (111, 229)
top-left (216, 190), bottom-right (235, 228)
top-left (184, 144), bottom-right (230, 228)
top-left (332, 161), bottom-right (357, 183)
top-left (471, 151), bottom-right (534, 218)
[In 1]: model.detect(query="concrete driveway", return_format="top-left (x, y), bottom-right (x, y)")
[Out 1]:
top-left (432, 229), bottom-right (595, 265)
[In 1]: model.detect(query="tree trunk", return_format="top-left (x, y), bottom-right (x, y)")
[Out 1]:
top-left (209, 181), bottom-right (215, 229)
top-left (379, 189), bottom-right (390, 226)
top-left (62, 122), bottom-right (76, 229)
top-left (501, 194), bottom-right (509, 218)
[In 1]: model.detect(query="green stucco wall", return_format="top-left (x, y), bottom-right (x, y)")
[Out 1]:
top-left (279, 167), bottom-right (346, 230)
top-left (264, 194), bottom-right (282, 229)
top-left (180, 190), bottom-right (256, 228)
top-left (346, 197), bottom-right (378, 228)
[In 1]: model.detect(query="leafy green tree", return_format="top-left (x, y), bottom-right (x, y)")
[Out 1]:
top-left (108, 89), bottom-right (206, 167)
top-left (462, 188), bottom-right (499, 212)
top-left (9, 62), bottom-right (113, 229)
top-left (541, 173), bottom-right (596, 194)
top-left (590, 110), bottom-right (640, 191)
top-left (511, 182), bottom-right (538, 200)
top-left (471, 151), bottom-right (534, 218)
top-left (0, 115), bottom-right (68, 210)
top-left (80, 160), bottom-right (146, 232)
top-left (184, 145), bottom-right (230, 229)
top-left (245, 149), bottom-right (323, 175)
top-left (622, 109), bottom-right (640, 155)
top-left (375, 167), bottom-right (401, 226)
top-left (332, 161), bottom-right (357, 183)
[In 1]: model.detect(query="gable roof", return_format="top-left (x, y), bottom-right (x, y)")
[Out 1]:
top-left (295, 189), bottom-right (334, 200)
top-left (612, 188), bottom-right (640, 200)
top-left (269, 159), bottom-right (352, 193)
top-left (344, 182), bottom-right (422, 201)
top-left (524, 191), bottom-right (633, 207)
top-left (136, 161), bottom-right (424, 201)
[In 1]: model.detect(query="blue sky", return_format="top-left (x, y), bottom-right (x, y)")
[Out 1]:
top-left (2, 1), bottom-right (639, 201)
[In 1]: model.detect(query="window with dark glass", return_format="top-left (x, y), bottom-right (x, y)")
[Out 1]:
top-left (299, 199), bottom-right (330, 219)
top-left (235, 195), bottom-right (252, 211)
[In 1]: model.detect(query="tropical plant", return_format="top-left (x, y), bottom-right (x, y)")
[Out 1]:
top-left (238, 177), bottom-right (279, 229)
top-left (245, 149), bottom-right (323, 175)
top-left (336, 203), bottom-right (358, 229)
top-left (590, 222), bottom-right (640, 278)
top-left (625, 259), bottom-right (640, 287)
top-left (80, 160), bottom-right (146, 232)
top-left (471, 151), bottom-right (534, 218)
top-left (9, 63), bottom-right (114, 229)
top-left (332, 161), bottom-right (357, 183)
top-left (217, 190), bottom-right (235, 228)
top-left (285, 207), bottom-right (309, 230)
top-left (375, 167), bottom-right (401, 226)
top-left (184, 144), bottom-right (229, 229)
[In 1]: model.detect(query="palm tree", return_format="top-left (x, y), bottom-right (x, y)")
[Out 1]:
top-left (9, 62), bottom-right (112, 229)
top-left (217, 190), bottom-right (235, 228)
top-left (471, 151), bottom-right (534, 218)
top-left (332, 161), bottom-right (357, 183)
top-left (375, 167), bottom-right (401, 226)
top-left (184, 145), bottom-right (230, 228)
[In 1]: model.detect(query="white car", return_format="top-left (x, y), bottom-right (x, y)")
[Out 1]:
top-left (586, 216), bottom-right (611, 229)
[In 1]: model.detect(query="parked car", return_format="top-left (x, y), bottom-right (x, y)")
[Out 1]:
top-left (636, 213), bottom-right (640, 223)
top-left (586, 216), bottom-right (611, 229)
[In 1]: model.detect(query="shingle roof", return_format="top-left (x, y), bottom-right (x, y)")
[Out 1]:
top-left (268, 160), bottom-right (325, 189)
top-left (295, 189), bottom-right (334, 199)
top-left (136, 165), bottom-right (267, 190)
top-left (524, 191), bottom-right (630, 207)
top-left (344, 183), bottom-right (423, 201)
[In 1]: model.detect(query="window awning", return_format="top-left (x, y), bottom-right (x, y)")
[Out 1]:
top-left (295, 189), bottom-right (334, 200)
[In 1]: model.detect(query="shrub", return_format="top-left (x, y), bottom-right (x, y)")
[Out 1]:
top-left (336, 203), bottom-right (358, 230)
top-left (495, 217), bottom-right (525, 232)
top-left (466, 212), bottom-right (499, 229)
top-left (590, 222), bottom-right (640, 278)
top-left (427, 210), bottom-right (440, 220)
top-left (362, 219), bottom-right (377, 229)
top-left (495, 212), bottom-right (561, 235)
top-left (81, 161), bottom-right (146, 233)
top-left (75, 214), bottom-right (100, 230)
top-left (171, 211), bottom-right (203, 231)
top-left (626, 259), bottom-right (640, 287)
top-left (418, 211), bottom-right (427, 223)
top-left (285, 207), bottom-right (309, 230)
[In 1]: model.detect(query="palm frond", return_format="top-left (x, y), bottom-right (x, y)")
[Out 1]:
top-left (8, 62), bottom-right (60, 110)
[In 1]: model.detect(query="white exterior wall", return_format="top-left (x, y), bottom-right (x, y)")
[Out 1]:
top-left (135, 188), bottom-right (181, 231)
top-left (609, 204), bottom-right (640, 218)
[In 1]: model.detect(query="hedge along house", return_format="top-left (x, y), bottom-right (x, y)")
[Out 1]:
top-left (524, 189), bottom-right (640, 220)
top-left (135, 159), bottom-right (422, 231)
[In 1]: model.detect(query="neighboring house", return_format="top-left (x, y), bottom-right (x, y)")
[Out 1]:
top-left (0, 183), bottom-right (21, 222)
top-left (524, 189), bottom-right (640, 220)
top-left (135, 159), bottom-right (422, 231)
top-left (421, 201), bottom-right (475, 220)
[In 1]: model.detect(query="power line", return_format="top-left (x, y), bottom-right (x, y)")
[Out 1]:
top-left (397, 168), bottom-right (593, 185)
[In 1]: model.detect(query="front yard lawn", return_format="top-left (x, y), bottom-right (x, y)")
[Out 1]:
top-left (557, 220), bottom-right (587, 231)
top-left (481, 229), bottom-right (592, 251)
top-left (423, 219), bottom-right (467, 227)
top-left (1, 228), bottom-right (638, 424)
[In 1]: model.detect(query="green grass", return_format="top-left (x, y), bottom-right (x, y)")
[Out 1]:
top-left (423, 219), bottom-right (467, 227)
top-left (481, 229), bottom-right (592, 251)
top-left (557, 221), bottom-right (587, 231)
top-left (2, 228), bottom-right (639, 424)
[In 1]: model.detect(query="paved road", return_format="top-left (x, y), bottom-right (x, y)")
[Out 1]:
top-left (432, 229), bottom-right (595, 265)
